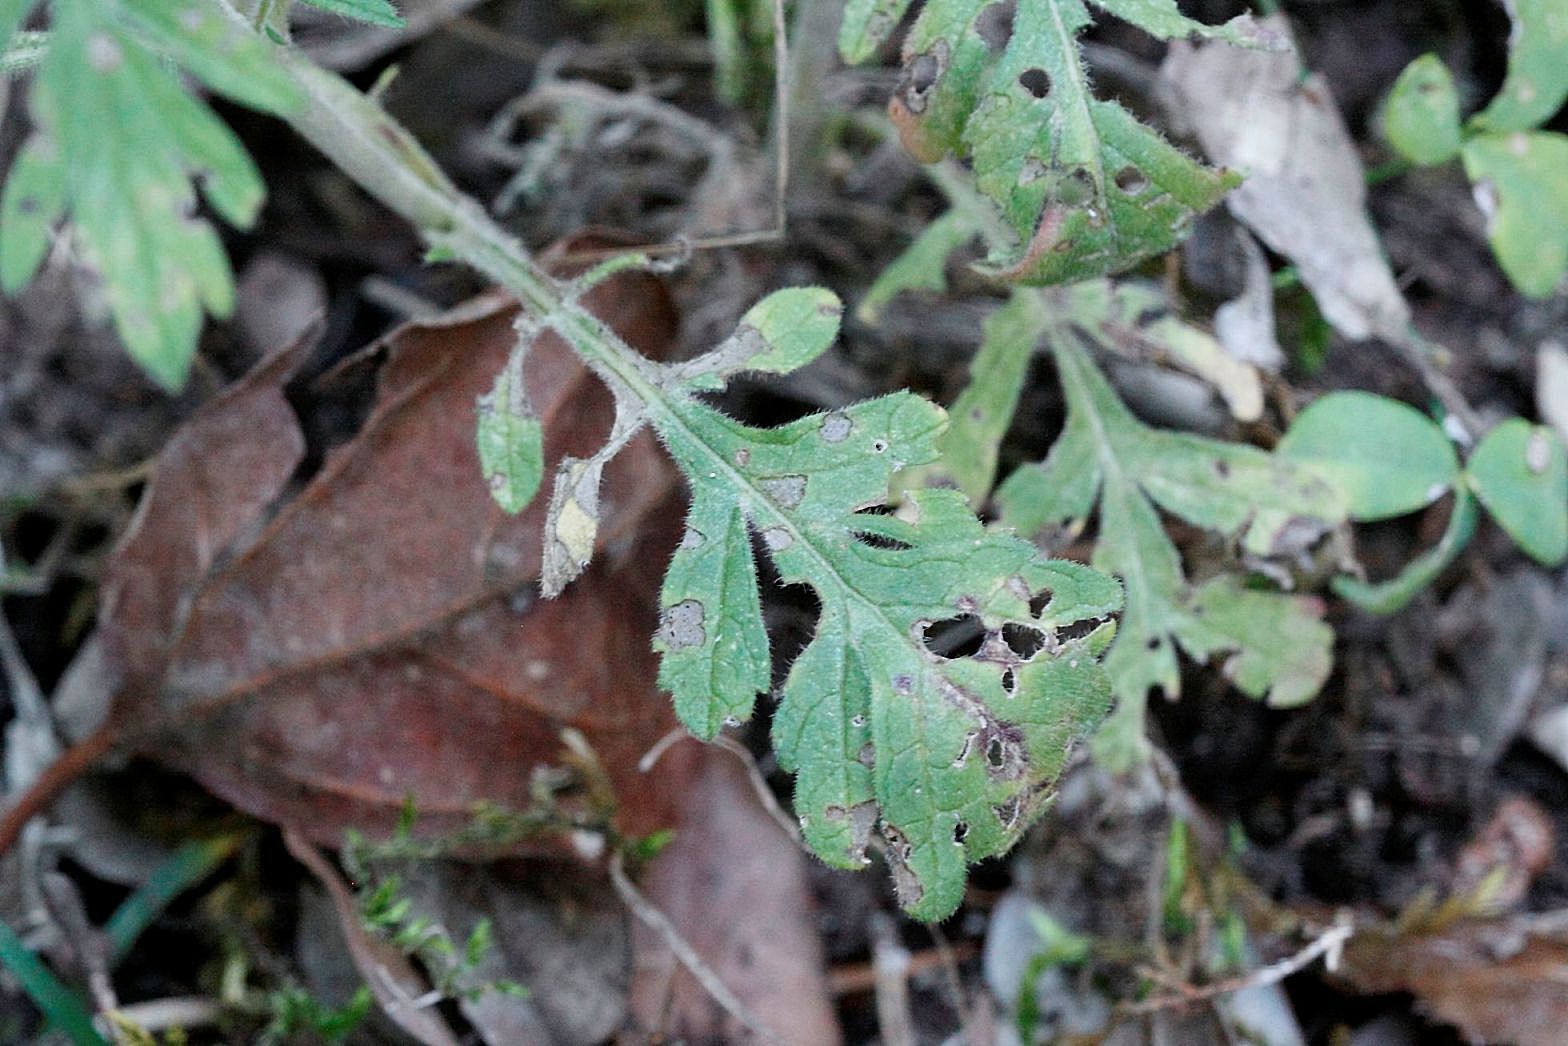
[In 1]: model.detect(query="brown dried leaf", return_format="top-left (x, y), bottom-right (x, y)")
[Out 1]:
top-left (96, 270), bottom-right (690, 848)
top-left (1160, 16), bottom-right (1410, 342)
top-left (1335, 916), bottom-right (1568, 1046)
top-left (628, 750), bottom-right (842, 1045)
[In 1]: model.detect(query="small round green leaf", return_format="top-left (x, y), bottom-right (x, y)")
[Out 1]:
top-left (736, 287), bottom-right (843, 376)
top-left (1383, 55), bottom-right (1462, 166)
top-left (1466, 419), bottom-right (1568, 565)
top-left (1461, 131), bottom-right (1568, 299)
top-left (1277, 391), bottom-right (1459, 521)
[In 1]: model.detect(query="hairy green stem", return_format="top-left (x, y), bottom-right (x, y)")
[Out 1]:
top-left (266, 21), bottom-right (858, 587)
top-left (253, 31), bottom-right (684, 436)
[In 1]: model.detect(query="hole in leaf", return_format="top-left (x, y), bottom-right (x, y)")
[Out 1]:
top-left (1055, 618), bottom-right (1100, 645)
top-left (909, 51), bottom-right (942, 93)
top-left (975, 0), bottom-right (1016, 51)
top-left (1001, 623), bottom-right (1045, 659)
top-left (986, 737), bottom-right (1006, 769)
top-left (1028, 588), bottom-right (1054, 616)
top-left (1019, 67), bottom-right (1051, 98)
top-left (995, 797), bottom-right (1023, 831)
top-left (922, 614), bottom-right (986, 658)
top-left (853, 530), bottom-right (913, 552)
top-left (953, 821), bottom-right (969, 845)
top-left (852, 507), bottom-right (913, 551)
top-left (1114, 165), bottom-right (1150, 195)
top-left (1001, 667), bottom-right (1017, 695)
top-left (898, 41), bottom-right (949, 115)
top-left (1146, 635), bottom-right (1162, 651)
top-left (1133, 304), bottom-right (1168, 328)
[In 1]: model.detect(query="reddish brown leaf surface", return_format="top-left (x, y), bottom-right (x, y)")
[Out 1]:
top-left (629, 749), bottom-right (843, 1045)
top-left (95, 271), bottom-right (694, 847)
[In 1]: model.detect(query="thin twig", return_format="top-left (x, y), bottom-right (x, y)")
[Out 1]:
top-left (1117, 916), bottom-right (1354, 1016)
top-left (0, 723), bottom-right (117, 860)
top-left (870, 912), bottom-right (916, 1046)
top-left (609, 850), bottom-right (779, 1044)
top-left (827, 940), bottom-right (981, 996)
top-left (551, 0), bottom-right (791, 267)
top-left (927, 922), bottom-right (974, 1031)
top-left (711, 734), bottom-right (802, 845)
top-left (639, 728), bottom-right (804, 847)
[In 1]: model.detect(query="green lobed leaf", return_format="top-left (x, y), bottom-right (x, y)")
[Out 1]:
top-left (899, 288), bottom-right (1047, 503)
top-left (1470, 0), bottom-right (1568, 134)
top-left (495, 287), bottom-right (1121, 917)
top-left (1461, 130), bottom-right (1568, 299)
top-left (659, 491), bottom-right (771, 737)
top-left (1384, 54), bottom-right (1462, 166)
top-left (871, 0), bottom-right (1263, 285)
top-left (996, 321), bottom-right (1343, 769)
top-left (1466, 419), bottom-right (1568, 566)
top-left (0, 0), bottom-right (303, 391)
top-left (857, 207), bottom-right (980, 323)
top-left (297, 0), bottom-right (406, 29)
top-left (122, 1), bottom-right (302, 114)
top-left (630, 291), bottom-right (1122, 920)
top-left (1277, 391), bottom-right (1459, 522)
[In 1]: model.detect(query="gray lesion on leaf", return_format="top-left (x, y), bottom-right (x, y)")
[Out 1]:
top-left (678, 526), bottom-right (704, 550)
top-left (820, 412), bottom-right (854, 444)
top-left (880, 823), bottom-right (924, 906)
top-left (659, 599), bottom-right (706, 650)
top-left (761, 526), bottom-right (793, 551)
top-left (668, 324), bottom-right (767, 386)
top-left (993, 794), bottom-right (1024, 832)
top-left (758, 474), bottom-right (807, 509)
top-left (952, 730), bottom-right (979, 768)
top-left (825, 801), bottom-right (879, 864)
